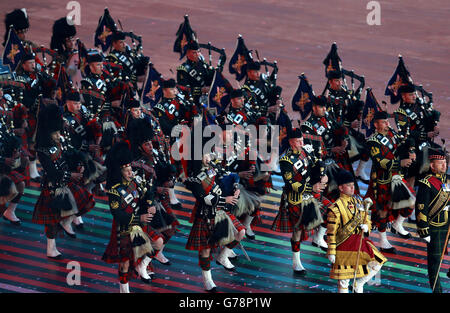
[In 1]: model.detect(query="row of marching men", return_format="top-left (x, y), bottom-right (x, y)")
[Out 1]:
top-left (1, 8), bottom-right (448, 293)
top-left (275, 80), bottom-right (448, 293)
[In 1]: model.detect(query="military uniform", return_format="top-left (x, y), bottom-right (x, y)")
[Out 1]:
top-left (366, 128), bottom-right (415, 232)
top-left (184, 159), bottom-right (245, 291)
top-left (394, 92), bottom-right (441, 179)
top-left (302, 108), bottom-right (354, 200)
top-left (176, 56), bottom-right (214, 105)
top-left (32, 104), bottom-right (95, 259)
top-left (102, 141), bottom-right (154, 291)
top-left (415, 155), bottom-right (449, 293)
top-left (327, 188), bottom-right (387, 293)
top-left (242, 74), bottom-right (274, 119)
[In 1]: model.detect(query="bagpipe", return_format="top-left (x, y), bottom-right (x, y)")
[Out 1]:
top-left (32, 46), bottom-right (60, 78)
top-left (198, 42), bottom-right (226, 72)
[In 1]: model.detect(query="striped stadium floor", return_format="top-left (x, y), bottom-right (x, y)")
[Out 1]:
top-left (0, 169), bottom-right (449, 293)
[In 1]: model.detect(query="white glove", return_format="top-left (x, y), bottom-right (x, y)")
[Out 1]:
top-left (360, 224), bottom-right (369, 233)
top-left (423, 236), bottom-right (430, 243)
top-left (328, 255), bottom-right (336, 264)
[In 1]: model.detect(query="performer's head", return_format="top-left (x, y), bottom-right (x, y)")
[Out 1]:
top-left (337, 169), bottom-right (355, 196)
top-left (373, 111), bottom-right (389, 134)
top-left (21, 52), bottom-right (35, 72)
top-left (87, 50), bottom-right (104, 75)
top-left (429, 148), bottom-right (448, 175)
top-left (311, 95), bottom-right (327, 117)
top-left (127, 99), bottom-right (142, 119)
top-left (230, 89), bottom-right (244, 109)
top-left (327, 70), bottom-right (342, 91)
top-left (66, 90), bottom-right (81, 114)
top-left (161, 79), bottom-right (177, 99)
top-left (246, 61), bottom-right (260, 81)
top-left (287, 128), bottom-right (304, 152)
top-left (35, 103), bottom-right (64, 148)
top-left (50, 17), bottom-right (76, 53)
top-left (4, 9), bottom-right (29, 44)
top-left (399, 84), bottom-right (416, 104)
top-left (186, 41), bottom-right (200, 62)
top-left (111, 31), bottom-right (126, 52)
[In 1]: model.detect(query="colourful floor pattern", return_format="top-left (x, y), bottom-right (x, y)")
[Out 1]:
top-left (0, 173), bottom-right (448, 293)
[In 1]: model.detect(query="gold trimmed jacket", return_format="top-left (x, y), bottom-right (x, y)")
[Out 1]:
top-left (415, 173), bottom-right (449, 237)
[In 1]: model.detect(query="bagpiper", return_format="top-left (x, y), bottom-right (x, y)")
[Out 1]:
top-left (271, 127), bottom-right (323, 276)
top-left (394, 83), bottom-right (442, 187)
top-left (32, 103), bottom-right (95, 258)
top-left (102, 141), bottom-right (155, 292)
top-left (184, 152), bottom-right (245, 292)
top-left (365, 111), bottom-right (416, 253)
top-left (176, 41), bottom-right (214, 106)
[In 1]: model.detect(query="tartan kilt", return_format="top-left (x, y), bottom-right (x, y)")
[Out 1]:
top-left (69, 181), bottom-right (95, 216)
top-left (365, 179), bottom-right (413, 230)
top-left (32, 182), bottom-right (94, 225)
top-left (186, 208), bottom-right (245, 251)
top-left (102, 219), bottom-right (135, 264)
top-left (142, 224), bottom-right (164, 242)
top-left (7, 170), bottom-right (26, 184)
top-left (272, 192), bottom-right (301, 233)
top-left (32, 188), bottom-right (61, 225)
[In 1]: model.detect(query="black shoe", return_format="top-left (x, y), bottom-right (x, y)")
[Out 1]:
top-left (73, 223), bottom-right (84, 230)
top-left (245, 233), bottom-right (256, 240)
top-left (380, 247), bottom-right (397, 254)
top-left (47, 254), bottom-right (63, 260)
top-left (206, 287), bottom-right (217, 293)
top-left (447, 271), bottom-right (450, 279)
top-left (216, 260), bottom-right (236, 272)
top-left (408, 217), bottom-right (416, 223)
top-left (3, 215), bottom-right (21, 226)
top-left (391, 227), bottom-right (412, 239)
top-left (311, 242), bottom-right (328, 252)
top-left (294, 269), bottom-right (307, 276)
top-left (140, 276), bottom-right (151, 284)
top-left (134, 269), bottom-right (152, 284)
top-left (59, 223), bottom-right (77, 238)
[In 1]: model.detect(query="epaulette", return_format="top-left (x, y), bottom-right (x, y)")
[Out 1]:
top-left (395, 107), bottom-right (407, 116)
top-left (15, 76), bottom-right (27, 84)
top-left (366, 133), bottom-right (380, 144)
top-left (106, 53), bottom-right (118, 62)
top-left (177, 65), bottom-right (187, 72)
top-left (107, 185), bottom-right (120, 197)
top-left (418, 175), bottom-right (432, 188)
top-left (279, 152), bottom-right (293, 164)
top-left (301, 121), bottom-right (314, 130)
top-left (154, 103), bottom-right (165, 112)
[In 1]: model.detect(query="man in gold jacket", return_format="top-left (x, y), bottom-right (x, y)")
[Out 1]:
top-left (327, 169), bottom-right (387, 293)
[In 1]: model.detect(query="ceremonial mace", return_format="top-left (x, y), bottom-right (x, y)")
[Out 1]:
top-left (352, 197), bottom-right (373, 292)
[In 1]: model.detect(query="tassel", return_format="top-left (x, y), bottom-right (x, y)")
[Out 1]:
top-left (150, 201), bottom-right (175, 232)
top-left (208, 210), bottom-right (237, 246)
top-left (391, 175), bottom-right (416, 210)
top-left (324, 160), bottom-right (340, 193)
top-left (299, 194), bottom-right (323, 231)
top-left (130, 225), bottom-right (153, 262)
top-left (51, 186), bottom-right (78, 217)
top-left (234, 184), bottom-right (261, 218)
